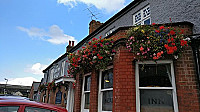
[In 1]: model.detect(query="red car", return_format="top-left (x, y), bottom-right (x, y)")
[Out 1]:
top-left (0, 97), bottom-right (68, 112)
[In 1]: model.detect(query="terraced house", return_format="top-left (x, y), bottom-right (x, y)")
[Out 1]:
top-left (32, 0), bottom-right (200, 112)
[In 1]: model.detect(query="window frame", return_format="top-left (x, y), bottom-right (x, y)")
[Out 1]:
top-left (98, 66), bottom-right (113, 112)
top-left (81, 73), bottom-right (91, 112)
top-left (135, 60), bottom-right (178, 112)
top-left (133, 5), bottom-right (151, 25)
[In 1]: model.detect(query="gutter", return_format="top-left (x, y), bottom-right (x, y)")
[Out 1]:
top-left (190, 34), bottom-right (200, 94)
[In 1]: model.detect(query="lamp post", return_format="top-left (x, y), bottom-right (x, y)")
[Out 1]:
top-left (4, 78), bottom-right (8, 94)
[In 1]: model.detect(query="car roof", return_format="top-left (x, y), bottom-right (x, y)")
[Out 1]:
top-left (0, 99), bottom-right (67, 111)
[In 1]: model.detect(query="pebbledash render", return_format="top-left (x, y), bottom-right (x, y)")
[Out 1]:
top-left (31, 0), bottom-right (200, 112)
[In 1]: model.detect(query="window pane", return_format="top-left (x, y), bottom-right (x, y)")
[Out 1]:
top-left (55, 90), bottom-right (62, 104)
top-left (84, 93), bottom-right (90, 109)
top-left (140, 90), bottom-right (174, 112)
top-left (25, 107), bottom-right (55, 112)
top-left (135, 12), bottom-right (141, 23)
top-left (0, 106), bottom-right (19, 112)
top-left (143, 7), bottom-right (150, 18)
top-left (144, 18), bottom-right (151, 25)
top-left (102, 90), bottom-right (113, 111)
top-left (84, 76), bottom-right (91, 91)
top-left (139, 64), bottom-right (172, 87)
top-left (102, 69), bottom-right (113, 89)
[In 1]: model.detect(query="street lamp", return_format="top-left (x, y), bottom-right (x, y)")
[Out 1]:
top-left (4, 78), bottom-right (8, 94)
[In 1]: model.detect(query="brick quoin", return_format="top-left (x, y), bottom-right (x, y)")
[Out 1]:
top-left (113, 45), bottom-right (136, 112)
top-left (89, 69), bottom-right (99, 112)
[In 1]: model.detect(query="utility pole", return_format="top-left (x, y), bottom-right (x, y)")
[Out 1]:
top-left (4, 78), bottom-right (8, 94)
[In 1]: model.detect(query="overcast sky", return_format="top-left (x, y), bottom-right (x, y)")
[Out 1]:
top-left (0, 0), bottom-right (132, 86)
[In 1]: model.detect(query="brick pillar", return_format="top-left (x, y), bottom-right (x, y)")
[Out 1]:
top-left (74, 73), bottom-right (82, 112)
top-left (113, 45), bottom-right (136, 112)
top-left (174, 46), bottom-right (200, 112)
top-left (89, 69), bottom-right (98, 112)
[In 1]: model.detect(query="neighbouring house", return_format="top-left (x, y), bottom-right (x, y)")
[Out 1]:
top-left (29, 82), bottom-right (40, 101)
top-left (35, 43), bottom-right (75, 112)
top-left (33, 0), bottom-right (200, 112)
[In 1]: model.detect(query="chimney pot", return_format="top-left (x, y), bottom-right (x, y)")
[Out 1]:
top-left (72, 41), bottom-right (74, 47)
top-left (69, 41), bottom-right (71, 46)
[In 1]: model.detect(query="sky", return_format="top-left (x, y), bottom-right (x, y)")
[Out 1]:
top-left (0, 0), bottom-right (132, 86)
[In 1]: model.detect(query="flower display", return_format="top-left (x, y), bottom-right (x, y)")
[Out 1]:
top-left (126, 23), bottom-right (189, 60)
top-left (68, 36), bottom-right (116, 76)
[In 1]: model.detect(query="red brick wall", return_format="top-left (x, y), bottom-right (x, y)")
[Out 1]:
top-left (113, 45), bottom-right (136, 112)
top-left (89, 69), bottom-right (98, 112)
top-left (174, 46), bottom-right (200, 112)
top-left (74, 73), bottom-right (83, 112)
top-left (73, 23), bottom-right (200, 112)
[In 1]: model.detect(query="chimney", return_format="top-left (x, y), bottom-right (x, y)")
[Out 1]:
top-left (89, 20), bottom-right (103, 34)
top-left (66, 40), bottom-right (73, 52)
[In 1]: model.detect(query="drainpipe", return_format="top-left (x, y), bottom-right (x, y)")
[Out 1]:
top-left (190, 34), bottom-right (200, 91)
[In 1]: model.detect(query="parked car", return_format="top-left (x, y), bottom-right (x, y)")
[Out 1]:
top-left (0, 98), bottom-right (68, 112)
top-left (0, 95), bottom-right (30, 100)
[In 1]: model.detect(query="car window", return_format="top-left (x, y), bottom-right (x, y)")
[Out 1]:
top-left (0, 106), bottom-right (19, 112)
top-left (24, 107), bottom-right (57, 112)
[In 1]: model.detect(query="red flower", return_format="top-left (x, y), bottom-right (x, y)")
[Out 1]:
top-left (173, 46), bottom-right (177, 51)
top-left (88, 41), bottom-right (92, 45)
top-left (97, 53), bottom-right (100, 57)
top-left (172, 43), bottom-right (175, 46)
top-left (164, 44), bottom-right (169, 49)
top-left (171, 37), bottom-right (174, 41)
top-left (93, 45), bottom-right (97, 48)
top-left (157, 52), bottom-right (162, 57)
top-left (153, 56), bottom-right (158, 60)
top-left (159, 26), bottom-right (165, 30)
top-left (140, 46), bottom-right (144, 51)
top-left (180, 40), bottom-right (187, 46)
top-left (101, 39), bottom-right (104, 42)
top-left (170, 30), bottom-right (175, 35)
top-left (167, 50), bottom-right (174, 54)
top-left (67, 70), bottom-right (70, 74)
top-left (155, 30), bottom-right (160, 33)
top-left (152, 23), bottom-right (156, 25)
top-left (98, 56), bottom-right (103, 59)
top-left (167, 39), bottom-right (171, 43)
top-left (92, 38), bottom-right (97, 41)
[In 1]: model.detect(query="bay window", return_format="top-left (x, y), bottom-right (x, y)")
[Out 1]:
top-left (136, 60), bottom-right (178, 112)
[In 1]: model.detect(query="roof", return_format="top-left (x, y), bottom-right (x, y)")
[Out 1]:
top-left (42, 0), bottom-right (142, 72)
top-left (43, 53), bottom-right (68, 73)
top-left (0, 84), bottom-right (31, 90)
top-left (69, 0), bottom-right (143, 52)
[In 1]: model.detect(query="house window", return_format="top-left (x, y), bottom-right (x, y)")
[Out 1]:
top-left (133, 5), bottom-right (151, 25)
top-left (99, 66), bottom-right (113, 112)
top-left (61, 60), bottom-right (66, 76)
top-left (136, 60), bottom-right (178, 112)
top-left (55, 90), bottom-right (62, 104)
top-left (81, 74), bottom-right (91, 112)
top-left (105, 27), bottom-right (115, 36)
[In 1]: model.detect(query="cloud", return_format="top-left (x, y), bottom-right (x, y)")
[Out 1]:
top-left (0, 77), bottom-right (39, 86)
top-left (17, 25), bottom-right (77, 45)
top-left (25, 63), bottom-right (48, 75)
top-left (57, 0), bottom-right (126, 13)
